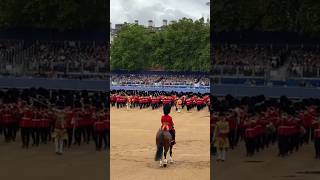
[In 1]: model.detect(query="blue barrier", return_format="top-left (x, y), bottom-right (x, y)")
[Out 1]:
top-left (0, 77), bottom-right (109, 91)
top-left (211, 84), bottom-right (320, 98)
top-left (111, 71), bottom-right (208, 76)
top-left (111, 85), bottom-right (210, 93)
top-left (0, 29), bottom-right (107, 41)
top-left (218, 77), bottom-right (320, 87)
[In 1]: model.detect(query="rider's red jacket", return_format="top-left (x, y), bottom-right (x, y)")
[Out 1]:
top-left (161, 115), bottom-right (174, 131)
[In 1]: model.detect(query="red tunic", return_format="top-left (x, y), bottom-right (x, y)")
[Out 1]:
top-left (185, 99), bottom-right (192, 106)
top-left (103, 120), bottom-right (110, 129)
top-left (314, 129), bottom-right (320, 138)
top-left (301, 113), bottom-right (313, 128)
top-left (245, 128), bottom-right (256, 138)
top-left (161, 115), bottom-right (173, 131)
top-left (227, 117), bottom-right (236, 130)
top-left (20, 117), bottom-right (32, 128)
top-left (40, 119), bottom-right (50, 128)
top-left (196, 98), bottom-right (205, 105)
top-left (151, 97), bottom-right (159, 104)
top-left (31, 119), bottom-right (41, 128)
top-left (162, 99), bottom-right (171, 105)
top-left (2, 114), bottom-right (13, 124)
top-left (94, 122), bottom-right (105, 132)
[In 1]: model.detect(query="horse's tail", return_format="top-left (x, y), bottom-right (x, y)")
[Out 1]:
top-left (155, 131), bottom-right (164, 161)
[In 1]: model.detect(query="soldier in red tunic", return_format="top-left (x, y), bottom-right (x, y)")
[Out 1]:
top-left (20, 113), bottom-right (32, 148)
top-left (301, 110), bottom-right (313, 144)
top-left (185, 97), bottom-right (192, 111)
top-left (93, 116), bottom-right (105, 151)
top-left (161, 104), bottom-right (176, 145)
top-left (244, 116), bottom-right (257, 156)
top-left (313, 117), bottom-right (320, 159)
top-left (196, 96), bottom-right (205, 111)
top-left (227, 111), bottom-right (237, 149)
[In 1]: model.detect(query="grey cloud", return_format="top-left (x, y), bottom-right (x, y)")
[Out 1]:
top-left (111, 0), bottom-right (209, 27)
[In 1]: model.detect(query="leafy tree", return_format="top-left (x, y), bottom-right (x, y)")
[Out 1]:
top-left (0, 0), bottom-right (107, 31)
top-left (111, 24), bottom-right (152, 71)
top-left (212, 0), bottom-right (320, 36)
top-left (111, 18), bottom-right (210, 72)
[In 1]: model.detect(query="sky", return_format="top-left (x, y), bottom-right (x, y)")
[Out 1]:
top-left (110, 0), bottom-right (210, 28)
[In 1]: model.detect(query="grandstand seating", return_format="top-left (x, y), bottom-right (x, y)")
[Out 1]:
top-left (213, 44), bottom-right (320, 88)
top-left (0, 39), bottom-right (107, 79)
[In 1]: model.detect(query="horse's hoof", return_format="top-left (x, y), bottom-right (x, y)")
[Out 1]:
top-left (163, 159), bottom-right (168, 167)
top-left (169, 158), bottom-right (174, 163)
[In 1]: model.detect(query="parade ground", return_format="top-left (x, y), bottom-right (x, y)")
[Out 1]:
top-left (212, 141), bottom-right (320, 180)
top-left (0, 137), bottom-right (107, 180)
top-left (110, 106), bottom-right (210, 180)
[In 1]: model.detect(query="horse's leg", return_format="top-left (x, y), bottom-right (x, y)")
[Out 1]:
top-left (159, 153), bottom-right (163, 167)
top-left (169, 145), bottom-right (174, 163)
top-left (163, 147), bottom-right (168, 167)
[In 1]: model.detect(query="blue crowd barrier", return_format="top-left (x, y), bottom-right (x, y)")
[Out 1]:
top-left (211, 84), bottom-right (320, 98)
top-left (111, 85), bottom-right (210, 93)
top-left (111, 71), bottom-right (208, 76)
top-left (0, 77), bottom-right (109, 91)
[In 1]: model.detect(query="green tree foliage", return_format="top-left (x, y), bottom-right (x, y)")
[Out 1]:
top-left (111, 18), bottom-right (210, 72)
top-left (111, 24), bottom-right (152, 71)
top-left (212, 0), bottom-right (320, 36)
top-left (0, 0), bottom-right (107, 31)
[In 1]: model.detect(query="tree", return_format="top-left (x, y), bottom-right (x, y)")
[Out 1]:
top-left (212, 0), bottom-right (320, 36)
top-left (111, 18), bottom-right (210, 72)
top-left (111, 24), bottom-right (152, 71)
top-left (0, 0), bottom-right (107, 31)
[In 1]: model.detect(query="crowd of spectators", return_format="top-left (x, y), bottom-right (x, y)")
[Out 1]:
top-left (111, 74), bottom-right (209, 87)
top-left (0, 40), bottom-right (108, 79)
top-left (288, 47), bottom-right (320, 77)
top-left (0, 40), bottom-right (23, 74)
top-left (213, 44), bottom-right (320, 79)
top-left (0, 88), bottom-right (109, 151)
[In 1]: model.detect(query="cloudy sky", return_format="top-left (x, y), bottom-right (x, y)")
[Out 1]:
top-left (110, 0), bottom-right (210, 27)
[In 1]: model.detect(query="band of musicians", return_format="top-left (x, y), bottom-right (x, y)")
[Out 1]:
top-left (0, 90), bottom-right (110, 155)
top-left (211, 95), bottom-right (320, 161)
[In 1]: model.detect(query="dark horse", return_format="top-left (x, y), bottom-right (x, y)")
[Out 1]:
top-left (155, 129), bottom-right (174, 167)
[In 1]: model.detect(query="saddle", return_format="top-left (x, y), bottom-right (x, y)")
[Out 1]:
top-left (160, 125), bottom-right (176, 145)
top-left (161, 124), bottom-right (170, 131)
top-left (161, 121), bottom-right (172, 131)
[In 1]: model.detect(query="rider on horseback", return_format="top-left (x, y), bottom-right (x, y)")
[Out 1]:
top-left (161, 104), bottom-right (176, 145)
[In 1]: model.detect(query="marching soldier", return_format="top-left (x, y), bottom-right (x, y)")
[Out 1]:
top-left (214, 113), bottom-right (230, 161)
top-left (176, 98), bottom-right (183, 113)
top-left (52, 107), bottom-right (68, 155)
top-left (313, 117), bottom-right (320, 159)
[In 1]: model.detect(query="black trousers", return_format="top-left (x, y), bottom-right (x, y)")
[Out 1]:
top-left (85, 126), bottom-right (93, 144)
top-left (278, 135), bottom-right (289, 156)
top-left (103, 129), bottom-right (109, 149)
top-left (40, 127), bottom-right (49, 144)
top-left (304, 127), bottom-right (311, 144)
top-left (245, 137), bottom-right (255, 156)
top-left (228, 129), bottom-right (236, 149)
top-left (94, 131), bottom-right (103, 150)
top-left (21, 128), bottom-right (31, 148)
top-left (3, 124), bottom-right (15, 142)
top-left (74, 128), bottom-right (82, 146)
top-left (31, 128), bottom-right (40, 146)
top-left (67, 128), bottom-right (73, 147)
top-left (314, 138), bottom-right (320, 157)
top-left (169, 129), bottom-right (175, 141)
